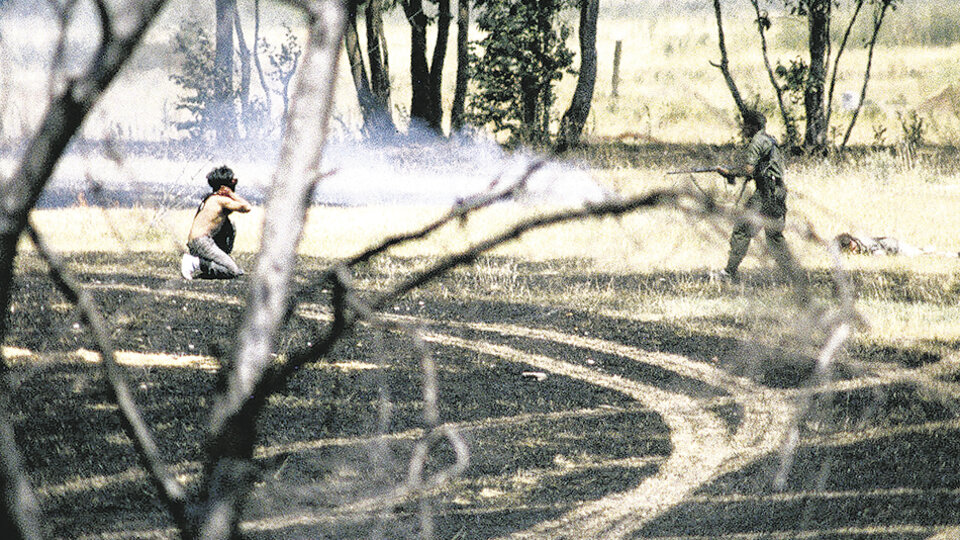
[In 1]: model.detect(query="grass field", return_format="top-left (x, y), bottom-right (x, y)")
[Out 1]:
top-left (4, 0), bottom-right (960, 146)
top-left (8, 209), bottom-right (960, 537)
top-left (4, 0), bottom-right (960, 537)
top-left (8, 144), bottom-right (960, 536)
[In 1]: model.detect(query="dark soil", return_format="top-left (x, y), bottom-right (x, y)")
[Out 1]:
top-left (4, 252), bottom-right (959, 539)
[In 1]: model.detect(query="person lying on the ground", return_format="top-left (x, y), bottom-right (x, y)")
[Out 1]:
top-left (833, 232), bottom-right (956, 257)
top-left (180, 165), bottom-right (252, 279)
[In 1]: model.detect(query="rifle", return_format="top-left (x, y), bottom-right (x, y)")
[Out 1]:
top-left (666, 166), bottom-right (720, 175)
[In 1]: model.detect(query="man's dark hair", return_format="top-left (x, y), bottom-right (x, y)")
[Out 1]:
top-left (742, 109), bottom-right (766, 129)
top-left (207, 165), bottom-right (236, 190)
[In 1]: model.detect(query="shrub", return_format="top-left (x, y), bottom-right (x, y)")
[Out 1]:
top-left (169, 19), bottom-right (227, 140)
top-left (467, 0), bottom-right (574, 146)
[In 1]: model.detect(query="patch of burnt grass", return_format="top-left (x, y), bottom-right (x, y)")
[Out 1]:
top-left (6, 251), bottom-right (958, 538)
top-left (410, 296), bottom-right (842, 390)
top-left (443, 322), bottom-right (730, 400)
top-left (8, 359), bottom-right (214, 537)
top-left (265, 328), bottom-right (643, 445)
top-left (641, 430), bottom-right (960, 539)
top-left (848, 342), bottom-right (944, 369)
top-left (793, 383), bottom-right (960, 440)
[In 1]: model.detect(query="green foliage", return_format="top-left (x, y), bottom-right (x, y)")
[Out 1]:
top-left (898, 110), bottom-right (925, 148)
top-left (262, 24), bottom-right (302, 94)
top-left (259, 23), bottom-right (303, 120)
top-left (773, 56), bottom-right (807, 144)
top-left (467, 0), bottom-right (574, 145)
top-left (170, 20), bottom-right (302, 141)
top-left (774, 57), bottom-right (807, 106)
top-left (169, 19), bottom-right (225, 140)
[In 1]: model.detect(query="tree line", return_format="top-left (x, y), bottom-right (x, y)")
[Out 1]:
top-left (179, 0), bottom-right (900, 155)
top-left (176, 0), bottom-right (600, 151)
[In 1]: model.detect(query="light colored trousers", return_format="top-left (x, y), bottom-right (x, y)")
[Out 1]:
top-left (187, 235), bottom-right (243, 279)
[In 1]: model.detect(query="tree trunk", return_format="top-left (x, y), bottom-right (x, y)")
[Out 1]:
top-left (804, 0), bottom-right (831, 151)
top-left (252, 0), bottom-right (273, 126)
top-left (556, 0), bottom-right (599, 153)
top-left (343, 4), bottom-right (377, 120)
top-left (427, 0), bottom-right (451, 132)
top-left (711, 0), bottom-right (747, 119)
top-left (749, 0), bottom-right (798, 148)
top-left (826, 0), bottom-right (867, 129)
top-left (450, 0), bottom-right (469, 132)
top-left (197, 1), bottom-right (347, 536)
top-left (233, 4), bottom-right (252, 138)
top-left (841, 1), bottom-right (891, 149)
top-left (365, 0), bottom-right (395, 137)
top-left (214, 0), bottom-right (237, 142)
top-left (405, 0), bottom-right (431, 131)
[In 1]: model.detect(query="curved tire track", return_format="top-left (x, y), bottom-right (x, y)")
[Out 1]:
top-left (413, 318), bottom-right (796, 539)
top-left (59, 283), bottom-right (960, 538)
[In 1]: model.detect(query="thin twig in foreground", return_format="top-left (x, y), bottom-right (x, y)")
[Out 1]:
top-left (26, 222), bottom-right (189, 530)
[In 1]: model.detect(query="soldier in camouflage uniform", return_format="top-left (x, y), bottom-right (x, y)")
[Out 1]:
top-left (715, 110), bottom-right (795, 281)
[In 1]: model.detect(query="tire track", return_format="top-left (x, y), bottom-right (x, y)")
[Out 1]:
top-left (47, 284), bottom-right (960, 537)
top-left (409, 318), bottom-right (795, 539)
top-left (422, 332), bottom-right (733, 539)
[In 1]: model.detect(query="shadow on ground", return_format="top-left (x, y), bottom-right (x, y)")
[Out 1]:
top-left (5, 252), bottom-right (959, 538)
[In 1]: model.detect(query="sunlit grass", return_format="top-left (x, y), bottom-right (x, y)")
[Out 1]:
top-left (21, 143), bottom-right (960, 357)
top-left (5, 2), bottom-right (960, 145)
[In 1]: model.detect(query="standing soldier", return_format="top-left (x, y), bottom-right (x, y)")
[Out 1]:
top-left (180, 165), bottom-right (252, 280)
top-left (714, 110), bottom-right (795, 281)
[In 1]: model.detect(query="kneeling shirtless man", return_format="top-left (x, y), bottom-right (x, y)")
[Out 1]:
top-left (180, 165), bottom-right (252, 279)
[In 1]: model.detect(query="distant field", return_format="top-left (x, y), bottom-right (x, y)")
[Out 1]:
top-left (2, 0), bottom-right (960, 145)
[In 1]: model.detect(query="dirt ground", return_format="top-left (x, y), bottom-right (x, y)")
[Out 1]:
top-left (5, 252), bottom-right (960, 539)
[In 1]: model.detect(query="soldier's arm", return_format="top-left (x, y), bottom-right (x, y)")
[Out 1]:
top-left (717, 136), bottom-right (763, 181)
top-left (716, 164), bottom-right (755, 180)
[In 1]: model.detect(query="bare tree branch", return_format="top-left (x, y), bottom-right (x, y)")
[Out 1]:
top-left (252, 0), bottom-right (273, 119)
top-left (749, 2), bottom-right (799, 146)
top-left (711, 0), bottom-right (747, 118)
top-left (841, 2), bottom-right (892, 150)
top-left (44, 0), bottom-right (80, 100)
top-left (197, 1), bottom-right (347, 537)
top-left (0, 1), bottom-right (170, 535)
top-left (279, 188), bottom-right (700, 384)
top-left (340, 160), bottom-right (545, 271)
top-left (25, 221), bottom-right (190, 530)
top-left (265, 160), bottom-right (549, 389)
top-left (0, 0), bottom-right (170, 341)
top-left (825, 0), bottom-right (867, 129)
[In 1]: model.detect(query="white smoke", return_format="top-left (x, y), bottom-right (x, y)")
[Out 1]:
top-left (315, 132), bottom-right (611, 207)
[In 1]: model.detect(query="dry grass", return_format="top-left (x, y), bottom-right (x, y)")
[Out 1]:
top-left (24, 149), bottom-right (960, 351)
top-left (4, 2), bottom-right (960, 144)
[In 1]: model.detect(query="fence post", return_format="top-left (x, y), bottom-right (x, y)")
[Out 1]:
top-left (612, 40), bottom-right (623, 98)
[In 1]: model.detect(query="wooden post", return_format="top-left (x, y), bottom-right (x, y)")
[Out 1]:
top-left (611, 40), bottom-right (622, 98)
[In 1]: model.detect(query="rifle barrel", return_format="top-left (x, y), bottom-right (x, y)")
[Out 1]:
top-left (667, 167), bottom-right (717, 175)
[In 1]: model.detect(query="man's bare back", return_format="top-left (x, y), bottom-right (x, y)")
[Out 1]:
top-left (188, 186), bottom-right (252, 242)
top-left (181, 165), bottom-right (253, 280)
